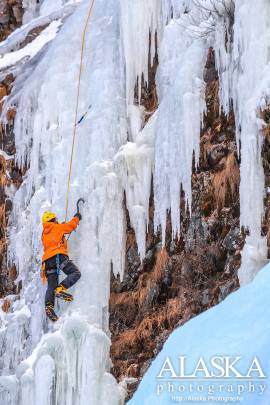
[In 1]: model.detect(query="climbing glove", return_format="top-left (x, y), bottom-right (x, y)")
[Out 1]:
top-left (74, 212), bottom-right (82, 221)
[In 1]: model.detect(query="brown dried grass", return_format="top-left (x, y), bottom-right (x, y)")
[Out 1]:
top-left (126, 231), bottom-right (137, 249)
top-left (261, 107), bottom-right (270, 138)
top-left (0, 157), bottom-right (7, 188)
top-left (212, 152), bottom-right (239, 210)
top-left (1, 299), bottom-right (10, 313)
top-left (112, 296), bottom-right (182, 361)
top-left (200, 130), bottom-right (213, 165)
top-left (166, 297), bottom-right (182, 325)
top-left (137, 248), bottom-right (169, 308)
top-left (126, 297), bottom-right (181, 344)
top-left (207, 80), bottom-right (220, 118)
top-left (111, 249), bottom-right (169, 311)
top-left (112, 328), bottom-right (138, 358)
top-left (149, 248), bottom-right (168, 284)
top-left (110, 282), bottom-right (148, 310)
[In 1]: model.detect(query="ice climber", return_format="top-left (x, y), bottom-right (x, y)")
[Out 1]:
top-left (41, 211), bottom-right (82, 321)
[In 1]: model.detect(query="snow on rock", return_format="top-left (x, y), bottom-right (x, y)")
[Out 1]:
top-left (128, 262), bottom-right (270, 405)
top-left (0, 20), bottom-right (62, 70)
top-left (0, 150), bottom-right (14, 160)
top-left (0, 2), bottom-right (79, 58)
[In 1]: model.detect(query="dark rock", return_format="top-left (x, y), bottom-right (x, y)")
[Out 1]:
top-left (218, 280), bottom-right (237, 302)
top-left (222, 227), bottom-right (239, 253)
top-left (207, 143), bottom-right (228, 167)
top-left (0, 0), bottom-right (23, 41)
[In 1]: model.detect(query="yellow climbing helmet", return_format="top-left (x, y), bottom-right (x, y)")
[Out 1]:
top-left (42, 212), bottom-right (56, 224)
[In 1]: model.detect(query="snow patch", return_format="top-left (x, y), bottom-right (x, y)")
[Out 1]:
top-left (0, 21), bottom-right (62, 71)
top-left (128, 263), bottom-right (270, 405)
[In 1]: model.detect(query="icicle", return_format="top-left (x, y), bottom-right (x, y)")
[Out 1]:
top-left (115, 113), bottom-right (156, 258)
top-left (119, 1), bottom-right (208, 242)
top-left (154, 17), bottom-right (207, 241)
top-left (119, 0), bottom-right (188, 108)
top-left (119, 0), bottom-right (163, 107)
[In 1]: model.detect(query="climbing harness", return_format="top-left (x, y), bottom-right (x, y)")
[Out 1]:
top-left (42, 256), bottom-right (70, 279)
top-left (64, 0), bottom-right (95, 222)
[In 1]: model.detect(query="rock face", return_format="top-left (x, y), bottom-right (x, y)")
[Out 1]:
top-left (0, 4), bottom-right (23, 298)
top-left (109, 48), bottom-right (243, 400)
top-left (0, 73), bottom-right (22, 298)
top-left (0, 1), bottom-right (23, 42)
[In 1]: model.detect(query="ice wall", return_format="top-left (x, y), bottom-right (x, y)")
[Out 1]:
top-left (120, 1), bottom-right (208, 242)
top-left (234, 0), bottom-right (270, 284)
top-left (0, 0), bottom-right (127, 403)
top-left (154, 15), bottom-right (207, 240)
top-left (214, 0), bottom-right (270, 284)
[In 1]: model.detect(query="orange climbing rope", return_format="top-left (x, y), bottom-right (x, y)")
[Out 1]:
top-left (64, 0), bottom-right (95, 221)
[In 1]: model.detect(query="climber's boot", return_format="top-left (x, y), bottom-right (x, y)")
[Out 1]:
top-left (45, 303), bottom-right (59, 322)
top-left (55, 284), bottom-right (73, 302)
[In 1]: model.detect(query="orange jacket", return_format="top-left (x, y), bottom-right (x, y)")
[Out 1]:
top-left (42, 217), bottom-right (80, 262)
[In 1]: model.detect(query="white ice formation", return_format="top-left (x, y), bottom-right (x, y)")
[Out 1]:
top-left (0, 0), bottom-right (269, 403)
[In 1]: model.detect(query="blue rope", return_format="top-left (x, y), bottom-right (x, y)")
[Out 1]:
top-left (56, 254), bottom-right (60, 276)
top-left (76, 104), bottom-right (92, 126)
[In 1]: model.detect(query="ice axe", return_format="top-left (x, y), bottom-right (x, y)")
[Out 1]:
top-left (76, 198), bottom-right (85, 214)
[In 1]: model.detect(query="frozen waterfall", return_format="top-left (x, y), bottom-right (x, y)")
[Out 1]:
top-left (213, 0), bottom-right (270, 284)
top-left (0, 0), bottom-right (269, 404)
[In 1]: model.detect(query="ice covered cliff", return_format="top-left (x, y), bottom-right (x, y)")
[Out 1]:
top-left (0, 0), bottom-right (269, 404)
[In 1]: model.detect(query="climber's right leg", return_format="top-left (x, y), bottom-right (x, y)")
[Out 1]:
top-left (55, 261), bottom-right (81, 302)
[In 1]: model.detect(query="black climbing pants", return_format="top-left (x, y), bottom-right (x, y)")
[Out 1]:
top-left (44, 254), bottom-right (81, 306)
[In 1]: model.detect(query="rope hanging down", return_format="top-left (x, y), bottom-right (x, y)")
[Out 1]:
top-left (64, 0), bottom-right (95, 222)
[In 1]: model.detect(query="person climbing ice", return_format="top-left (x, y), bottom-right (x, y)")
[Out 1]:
top-left (41, 209), bottom-right (82, 322)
